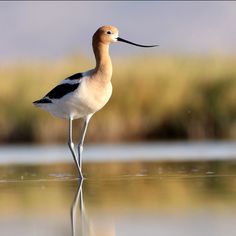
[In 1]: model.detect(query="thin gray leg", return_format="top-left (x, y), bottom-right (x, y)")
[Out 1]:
top-left (78, 114), bottom-right (92, 169)
top-left (68, 117), bottom-right (83, 179)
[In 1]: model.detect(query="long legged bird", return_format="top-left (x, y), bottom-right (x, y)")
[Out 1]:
top-left (33, 25), bottom-right (157, 179)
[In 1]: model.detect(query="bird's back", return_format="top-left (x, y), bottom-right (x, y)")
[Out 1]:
top-left (33, 70), bottom-right (112, 120)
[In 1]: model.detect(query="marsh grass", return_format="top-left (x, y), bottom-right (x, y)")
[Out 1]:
top-left (1, 54), bottom-right (236, 143)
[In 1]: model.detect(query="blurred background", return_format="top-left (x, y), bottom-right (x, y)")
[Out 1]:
top-left (1, 1), bottom-right (236, 145)
top-left (1, 2), bottom-right (236, 236)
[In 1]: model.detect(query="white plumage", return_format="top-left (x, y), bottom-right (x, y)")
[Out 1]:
top-left (34, 70), bottom-right (112, 120)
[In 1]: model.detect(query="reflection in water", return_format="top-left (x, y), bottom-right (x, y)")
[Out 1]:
top-left (71, 180), bottom-right (93, 236)
top-left (0, 161), bottom-right (236, 236)
top-left (71, 180), bottom-right (83, 236)
top-left (71, 180), bottom-right (115, 236)
top-left (71, 180), bottom-right (94, 236)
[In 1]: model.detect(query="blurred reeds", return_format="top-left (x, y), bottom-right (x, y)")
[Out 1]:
top-left (1, 54), bottom-right (236, 143)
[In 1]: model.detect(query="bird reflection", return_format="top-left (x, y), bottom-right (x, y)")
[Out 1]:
top-left (70, 180), bottom-right (115, 236)
top-left (71, 180), bottom-right (87, 236)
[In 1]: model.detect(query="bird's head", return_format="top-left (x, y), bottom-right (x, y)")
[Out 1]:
top-left (93, 25), bottom-right (119, 45)
top-left (93, 25), bottom-right (158, 48)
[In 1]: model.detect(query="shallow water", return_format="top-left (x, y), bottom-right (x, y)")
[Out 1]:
top-left (0, 159), bottom-right (236, 236)
top-left (1, 141), bottom-right (236, 164)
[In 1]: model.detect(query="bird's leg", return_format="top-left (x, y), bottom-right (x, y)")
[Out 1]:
top-left (78, 115), bottom-right (92, 169)
top-left (68, 117), bottom-right (83, 179)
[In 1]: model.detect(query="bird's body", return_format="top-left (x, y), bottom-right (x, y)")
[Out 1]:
top-left (34, 25), bottom-right (115, 121)
top-left (34, 70), bottom-right (112, 119)
top-left (33, 25), bottom-right (157, 179)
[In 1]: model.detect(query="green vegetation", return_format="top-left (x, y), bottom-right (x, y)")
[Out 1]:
top-left (1, 54), bottom-right (236, 143)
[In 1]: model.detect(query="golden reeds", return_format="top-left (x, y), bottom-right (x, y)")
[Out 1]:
top-left (1, 54), bottom-right (236, 143)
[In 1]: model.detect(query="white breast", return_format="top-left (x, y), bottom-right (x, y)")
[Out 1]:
top-left (45, 77), bottom-right (112, 119)
top-left (74, 78), bottom-right (113, 116)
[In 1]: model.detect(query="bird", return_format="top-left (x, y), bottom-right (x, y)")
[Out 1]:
top-left (33, 25), bottom-right (158, 179)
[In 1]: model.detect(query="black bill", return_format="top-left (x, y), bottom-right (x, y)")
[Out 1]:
top-left (117, 37), bottom-right (158, 48)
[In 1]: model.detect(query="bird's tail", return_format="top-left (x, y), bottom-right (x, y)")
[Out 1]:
top-left (33, 98), bottom-right (52, 107)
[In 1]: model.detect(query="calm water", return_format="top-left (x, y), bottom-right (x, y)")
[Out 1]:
top-left (0, 142), bottom-right (236, 236)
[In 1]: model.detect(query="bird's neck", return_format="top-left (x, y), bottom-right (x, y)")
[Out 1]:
top-left (93, 42), bottom-right (112, 83)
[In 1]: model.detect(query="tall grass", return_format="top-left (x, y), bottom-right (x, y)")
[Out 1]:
top-left (1, 54), bottom-right (236, 143)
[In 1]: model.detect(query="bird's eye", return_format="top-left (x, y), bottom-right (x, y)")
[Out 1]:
top-left (106, 30), bottom-right (112, 35)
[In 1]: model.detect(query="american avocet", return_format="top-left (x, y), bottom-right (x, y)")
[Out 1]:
top-left (33, 25), bottom-right (157, 179)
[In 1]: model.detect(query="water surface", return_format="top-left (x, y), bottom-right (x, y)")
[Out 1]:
top-left (1, 141), bottom-right (236, 164)
top-left (0, 143), bottom-right (236, 236)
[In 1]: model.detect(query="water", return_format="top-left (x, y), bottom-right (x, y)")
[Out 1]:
top-left (0, 142), bottom-right (236, 236)
top-left (1, 141), bottom-right (236, 164)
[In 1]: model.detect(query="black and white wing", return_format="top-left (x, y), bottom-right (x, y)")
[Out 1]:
top-left (33, 72), bottom-right (84, 105)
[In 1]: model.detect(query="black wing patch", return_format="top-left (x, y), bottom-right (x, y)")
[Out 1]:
top-left (33, 98), bottom-right (52, 104)
top-left (45, 83), bottom-right (80, 99)
top-left (66, 72), bottom-right (84, 80)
